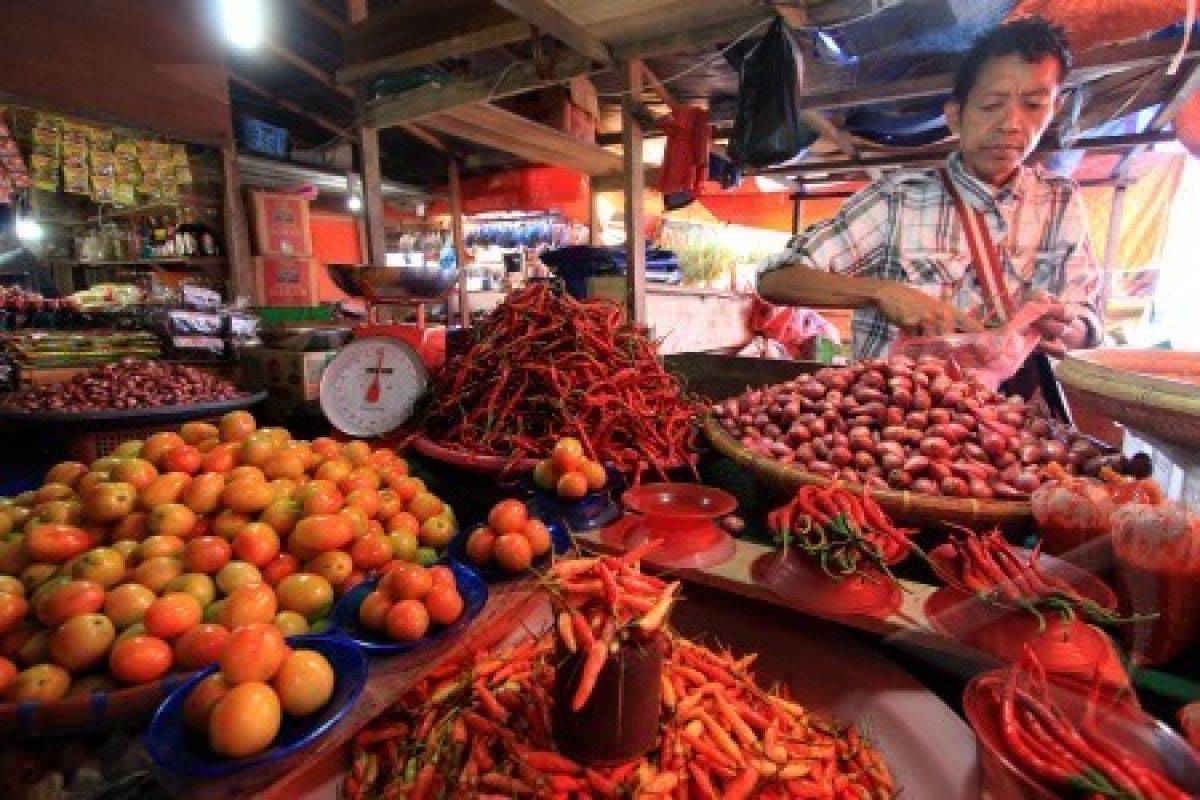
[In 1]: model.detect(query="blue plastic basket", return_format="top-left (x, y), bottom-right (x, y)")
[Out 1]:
top-left (238, 117), bottom-right (289, 159)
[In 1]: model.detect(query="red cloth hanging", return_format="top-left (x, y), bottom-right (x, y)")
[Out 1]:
top-left (658, 107), bottom-right (710, 207)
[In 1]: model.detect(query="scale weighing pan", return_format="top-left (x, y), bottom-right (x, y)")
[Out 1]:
top-left (319, 336), bottom-right (428, 438)
top-left (327, 263), bottom-right (458, 301)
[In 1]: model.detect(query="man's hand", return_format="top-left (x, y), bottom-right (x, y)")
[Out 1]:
top-left (1025, 291), bottom-right (1080, 358)
top-left (873, 284), bottom-right (983, 335)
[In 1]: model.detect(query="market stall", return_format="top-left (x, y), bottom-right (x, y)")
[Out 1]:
top-left (0, 0), bottom-right (1198, 798)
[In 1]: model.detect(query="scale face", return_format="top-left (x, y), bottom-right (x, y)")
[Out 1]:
top-left (319, 336), bottom-right (428, 438)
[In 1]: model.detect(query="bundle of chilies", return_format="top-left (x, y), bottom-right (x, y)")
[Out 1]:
top-left (344, 627), bottom-right (895, 799)
top-left (767, 486), bottom-right (914, 580)
top-left (420, 284), bottom-right (699, 477)
top-left (982, 649), bottom-right (1191, 799)
top-left (937, 527), bottom-right (1143, 626)
top-left (713, 355), bottom-right (1121, 498)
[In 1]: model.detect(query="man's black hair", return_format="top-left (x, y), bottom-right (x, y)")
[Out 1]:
top-left (952, 17), bottom-right (1072, 105)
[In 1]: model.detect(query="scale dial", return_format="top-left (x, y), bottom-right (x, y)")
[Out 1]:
top-left (319, 336), bottom-right (428, 438)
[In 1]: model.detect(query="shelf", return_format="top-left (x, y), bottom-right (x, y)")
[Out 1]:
top-left (53, 257), bottom-right (226, 269)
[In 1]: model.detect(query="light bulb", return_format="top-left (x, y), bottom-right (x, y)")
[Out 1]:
top-left (15, 217), bottom-right (42, 241)
top-left (221, 0), bottom-right (264, 50)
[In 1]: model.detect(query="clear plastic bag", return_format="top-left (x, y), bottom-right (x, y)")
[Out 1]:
top-left (891, 302), bottom-right (1053, 389)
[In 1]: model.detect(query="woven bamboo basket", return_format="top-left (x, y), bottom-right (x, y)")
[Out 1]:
top-left (702, 417), bottom-right (1033, 532)
top-left (1057, 349), bottom-right (1200, 451)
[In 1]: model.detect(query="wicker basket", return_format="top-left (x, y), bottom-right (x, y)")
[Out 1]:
top-left (1057, 349), bottom-right (1200, 452)
top-left (702, 417), bottom-right (1033, 532)
top-left (0, 674), bottom-right (190, 740)
top-left (65, 419), bottom-right (219, 463)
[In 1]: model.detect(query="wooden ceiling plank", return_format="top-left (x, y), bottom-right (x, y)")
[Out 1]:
top-left (364, 52), bottom-right (591, 127)
top-left (338, 20), bottom-right (530, 84)
top-left (295, 0), bottom-right (348, 34)
top-left (444, 104), bottom-right (621, 170)
top-left (230, 71), bottom-right (353, 139)
top-left (267, 40), bottom-right (354, 99)
top-left (491, 0), bottom-right (611, 63)
top-left (422, 114), bottom-right (602, 174)
top-left (611, 7), bottom-right (771, 60)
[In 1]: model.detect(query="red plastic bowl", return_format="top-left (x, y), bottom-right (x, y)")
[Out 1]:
top-left (621, 483), bottom-right (737, 522)
top-left (615, 484), bottom-right (738, 568)
top-left (928, 542), bottom-right (1117, 611)
top-left (752, 549), bottom-right (901, 619)
top-left (964, 669), bottom-right (1200, 799)
top-left (409, 435), bottom-right (539, 475)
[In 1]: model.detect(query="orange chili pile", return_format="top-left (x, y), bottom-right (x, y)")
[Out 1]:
top-left (420, 283), bottom-right (699, 478)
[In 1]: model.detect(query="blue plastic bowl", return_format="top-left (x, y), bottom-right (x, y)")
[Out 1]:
top-left (447, 518), bottom-right (572, 582)
top-left (331, 561), bottom-right (487, 654)
top-left (145, 634), bottom-right (367, 778)
top-left (523, 466), bottom-right (624, 532)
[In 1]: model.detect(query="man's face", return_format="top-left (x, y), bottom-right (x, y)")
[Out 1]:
top-left (945, 54), bottom-right (1063, 186)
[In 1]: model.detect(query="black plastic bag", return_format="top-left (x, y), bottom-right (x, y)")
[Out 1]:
top-left (728, 18), bottom-right (805, 168)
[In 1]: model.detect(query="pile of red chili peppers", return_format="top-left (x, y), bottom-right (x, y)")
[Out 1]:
top-left (767, 486), bottom-right (914, 581)
top-left (420, 284), bottom-right (699, 477)
top-left (984, 649), bottom-right (1191, 799)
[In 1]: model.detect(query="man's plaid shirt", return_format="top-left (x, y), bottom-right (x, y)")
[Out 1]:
top-left (760, 153), bottom-right (1104, 359)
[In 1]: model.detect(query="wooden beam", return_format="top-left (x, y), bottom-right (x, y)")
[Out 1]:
top-left (490, 0), bottom-right (610, 63)
top-left (220, 144), bottom-right (254, 299)
top-left (338, 20), bottom-right (530, 84)
top-left (449, 158), bottom-right (470, 329)
top-left (612, 8), bottom-right (771, 61)
top-left (230, 72), bottom-right (353, 139)
top-left (402, 124), bottom-right (450, 153)
top-left (639, 62), bottom-right (683, 115)
top-left (364, 52), bottom-right (591, 127)
top-left (267, 40), bottom-right (354, 99)
top-left (296, 0), bottom-right (348, 34)
top-left (622, 60), bottom-right (647, 325)
top-left (1103, 184), bottom-right (1128, 272)
top-left (350, 0), bottom-right (385, 266)
top-left (800, 110), bottom-right (858, 159)
top-left (1110, 60), bottom-right (1200, 179)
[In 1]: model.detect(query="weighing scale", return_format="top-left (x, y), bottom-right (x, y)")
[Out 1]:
top-left (319, 264), bottom-right (459, 439)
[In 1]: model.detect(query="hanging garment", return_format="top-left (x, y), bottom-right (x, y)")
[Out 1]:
top-left (659, 107), bottom-right (711, 210)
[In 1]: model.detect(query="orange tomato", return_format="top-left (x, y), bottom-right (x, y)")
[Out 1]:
top-left (388, 530), bottom-right (418, 563)
top-left (260, 498), bottom-right (302, 537)
top-left (20, 563), bottom-right (59, 596)
top-left (142, 432), bottom-right (186, 469)
top-left (460, 527), bottom-right (494, 566)
top-left (8, 664), bottom-right (71, 701)
top-left (551, 437), bottom-right (585, 473)
top-left (143, 592), bottom-right (203, 639)
top-left (49, 612), bottom-right (115, 672)
top-left (339, 507), bottom-right (369, 540)
top-left (164, 573), bottom-right (217, 608)
top-left (238, 434), bottom-right (276, 469)
top-left (339, 468), bottom-right (381, 495)
top-left (261, 553), bottom-right (300, 587)
top-left (522, 519), bottom-right (553, 558)
top-left (139, 473), bottom-right (192, 510)
top-left (78, 472), bottom-right (112, 497)
top-left (273, 650), bottom-right (335, 716)
top-left (274, 611), bottom-right (308, 637)
top-left (180, 421), bottom-right (220, 445)
top-left (184, 536), bottom-right (233, 574)
top-left (0, 576), bottom-right (22, 596)
top-left (350, 532), bottom-right (393, 571)
top-left (275, 573), bottom-right (334, 621)
top-left (147, 503), bottom-right (198, 539)
top-left (219, 623), bottom-right (287, 685)
top-left (219, 582), bottom-right (278, 629)
top-left (211, 509), bottom-right (252, 541)
top-left (31, 499), bottom-right (84, 526)
top-left (104, 583), bottom-right (156, 629)
top-left (111, 458), bottom-right (160, 491)
top-left (16, 629), bottom-right (51, 667)
top-left (391, 476), bottom-right (426, 504)
top-left (381, 562), bottom-right (432, 602)
top-left (45, 461), bottom-right (89, 488)
top-left (195, 438), bottom-right (221, 454)
top-left (184, 672), bottom-right (229, 732)
top-left (220, 479), bottom-right (275, 515)
top-left (112, 511), bottom-right (151, 542)
top-left (202, 442), bottom-right (240, 473)
top-left (0, 593), bottom-right (28, 637)
top-left (0, 537), bottom-right (29, 575)
top-left (81, 481), bottom-right (137, 522)
top-left (358, 590), bottom-right (392, 630)
top-left (428, 564), bottom-right (455, 589)
top-left (291, 514), bottom-right (354, 553)
top-left (34, 482), bottom-right (76, 504)
top-left (132, 556), bottom-right (185, 594)
top-left (25, 522), bottom-right (93, 563)
top-left (163, 445), bottom-right (203, 475)
top-left (112, 441), bottom-right (144, 459)
top-left (215, 561), bottom-right (263, 595)
top-left (219, 410), bottom-right (257, 444)
top-left (315, 459), bottom-right (353, 484)
top-left (174, 623), bottom-right (231, 670)
top-left (418, 515), bottom-right (455, 549)
top-left (209, 681), bottom-right (281, 757)
top-left (311, 437), bottom-right (340, 458)
top-left (232, 523), bottom-right (280, 567)
top-left (344, 488), bottom-right (381, 519)
top-left (141, 534), bottom-right (186, 560)
top-left (108, 635), bottom-right (173, 684)
top-left (297, 481), bottom-right (344, 516)
top-left (341, 441), bottom-right (372, 467)
top-left (385, 599), bottom-right (430, 642)
top-left (376, 490), bottom-right (403, 521)
top-left (304, 551), bottom-right (354, 588)
top-left (494, 534), bottom-right (533, 572)
top-left (179, 473), bottom-right (223, 515)
top-left (532, 460), bottom-right (558, 491)
top-left (556, 471), bottom-right (589, 500)
top-left (407, 492), bottom-right (444, 523)
top-left (262, 450), bottom-right (306, 481)
top-left (0, 656), bottom-right (16, 697)
top-left (424, 585), bottom-right (464, 626)
top-left (35, 579), bottom-right (105, 626)
top-left (580, 460), bottom-right (607, 491)
top-left (69, 546), bottom-right (126, 588)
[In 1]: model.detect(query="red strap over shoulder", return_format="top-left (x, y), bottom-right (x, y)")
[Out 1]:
top-left (938, 169), bottom-right (1016, 323)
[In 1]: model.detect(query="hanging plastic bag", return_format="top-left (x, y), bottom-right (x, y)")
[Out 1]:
top-left (728, 18), bottom-right (804, 168)
top-left (891, 302), bottom-right (1055, 390)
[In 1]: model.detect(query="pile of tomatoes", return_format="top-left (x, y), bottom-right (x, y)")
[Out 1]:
top-left (357, 562), bottom-right (464, 642)
top-left (464, 499), bottom-right (555, 573)
top-left (0, 411), bottom-right (458, 706)
top-left (184, 624), bottom-right (335, 758)
top-left (531, 438), bottom-right (607, 500)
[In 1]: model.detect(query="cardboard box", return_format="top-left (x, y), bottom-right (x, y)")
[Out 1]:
top-left (240, 348), bottom-right (337, 410)
top-left (254, 255), bottom-right (320, 307)
top-left (250, 191), bottom-right (312, 256)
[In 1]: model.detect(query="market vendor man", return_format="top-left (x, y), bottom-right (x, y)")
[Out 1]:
top-left (759, 18), bottom-right (1103, 362)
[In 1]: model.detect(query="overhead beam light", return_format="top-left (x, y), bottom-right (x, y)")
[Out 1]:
top-left (15, 216), bottom-right (42, 242)
top-left (221, 0), bottom-right (264, 50)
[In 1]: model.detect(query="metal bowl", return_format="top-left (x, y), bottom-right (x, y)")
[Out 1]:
top-left (326, 263), bottom-right (458, 301)
top-left (258, 326), bottom-right (353, 352)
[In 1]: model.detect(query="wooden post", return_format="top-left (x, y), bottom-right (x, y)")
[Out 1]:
top-left (220, 144), bottom-right (254, 301)
top-left (1104, 184), bottom-right (1128, 271)
top-left (621, 60), bottom-right (647, 324)
top-left (449, 158), bottom-right (470, 329)
top-left (791, 195), bottom-right (802, 236)
top-left (588, 184), bottom-right (601, 245)
top-left (349, 0), bottom-right (386, 265)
